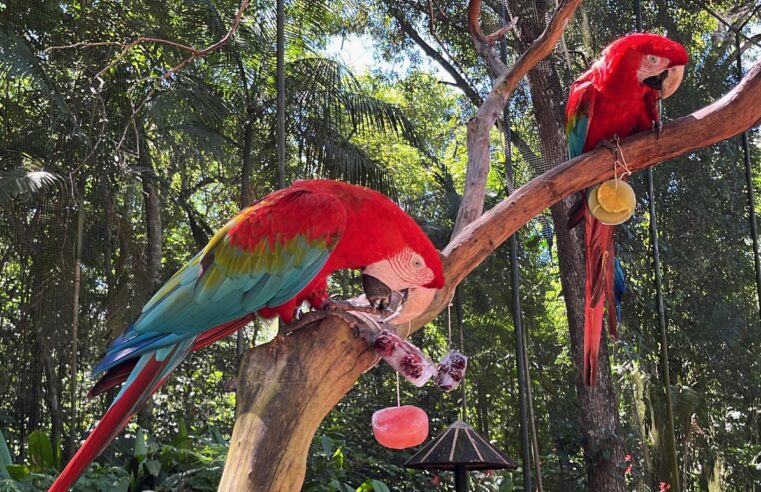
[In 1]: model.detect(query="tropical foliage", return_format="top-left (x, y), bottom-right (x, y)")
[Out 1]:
top-left (0, 0), bottom-right (759, 490)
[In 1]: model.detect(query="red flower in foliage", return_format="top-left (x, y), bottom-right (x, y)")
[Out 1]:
top-left (625, 454), bottom-right (633, 462)
top-left (660, 482), bottom-right (671, 491)
top-left (625, 464), bottom-right (633, 476)
top-left (430, 475), bottom-right (441, 486)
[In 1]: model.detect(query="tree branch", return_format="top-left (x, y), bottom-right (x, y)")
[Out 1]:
top-left (467, 0), bottom-right (509, 78)
top-left (453, 0), bottom-right (583, 236)
top-left (46, 0), bottom-right (252, 80)
top-left (390, 6), bottom-right (483, 107)
top-left (416, 58), bottom-right (761, 333)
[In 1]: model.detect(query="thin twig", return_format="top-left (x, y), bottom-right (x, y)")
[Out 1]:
top-left (426, 0), bottom-right (478, 88)
top-left (45, 0), bottom-right (251, 81)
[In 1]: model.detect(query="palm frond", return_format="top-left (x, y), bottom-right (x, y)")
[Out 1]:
top-left (0, 167), bottom-right (64, 206)
top-left (0, 28), bottom-right (72, 121)
top-left (150, 74), bottom-right (231, 123)
top-left (287, 57), bottom-right (419, 146)
top-left (300, 118), bottom-right (396, 197)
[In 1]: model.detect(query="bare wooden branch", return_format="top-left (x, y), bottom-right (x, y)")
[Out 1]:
top-left (222, 58), bottom-right (761, 492)
top-left (45, 0), bottom-right (251, 80)
top-left (454, 0), bottom-right (583, 236)
top-left (485, 17), bottom-right (519, 44)
top-left (467, 0), bottom-right (509, 78)
top-left (420, 58), bottom-right (761, 332)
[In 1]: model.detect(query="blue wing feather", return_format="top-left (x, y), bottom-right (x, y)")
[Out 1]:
top-left (614, 258), bottom-right (627, 323)
top-left (93, 192), bottom-right (347, 376)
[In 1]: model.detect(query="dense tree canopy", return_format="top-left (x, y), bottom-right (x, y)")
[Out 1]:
top-left (0, 0), bottom-right (759, 490)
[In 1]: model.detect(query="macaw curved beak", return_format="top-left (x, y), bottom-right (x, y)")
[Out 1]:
top-left (660, 65), bottom-right (684, 98)
top-left (644, 65), bottom-right (684, 98)
top-left (361, 274), bottom-right (393, 309)
top-left (382, 286), bottom-right (436, 325)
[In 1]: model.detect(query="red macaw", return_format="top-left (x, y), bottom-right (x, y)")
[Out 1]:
top-left (565, 33), bottom-right (688, 385)
top-left (50, 179), bottom-right (444, 492)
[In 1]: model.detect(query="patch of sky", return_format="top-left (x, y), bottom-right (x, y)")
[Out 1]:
top-left (323, 32), bottom-right (455, 85)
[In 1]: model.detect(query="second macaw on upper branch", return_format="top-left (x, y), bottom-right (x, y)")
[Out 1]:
top-left (49, 179), bottom-right (445, 492)
top-left (565, 33), bottom-right (688, 385)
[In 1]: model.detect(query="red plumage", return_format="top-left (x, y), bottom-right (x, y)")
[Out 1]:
top-left (51, 180), bottom-right (444, 491)
top-left (565, 33), bottom-right (688, 385)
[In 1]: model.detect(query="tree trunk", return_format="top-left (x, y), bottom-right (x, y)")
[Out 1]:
top-left (508, 2), bottom-right (626, 488)
top-left (219, 317), bottom-right (378, 491)
top-left (65, 203), bottom-right (84, 460)
top-left (137, 127), bottom-right (162, 430)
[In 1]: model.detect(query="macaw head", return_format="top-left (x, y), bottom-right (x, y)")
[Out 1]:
top-left (361, 238), bottom-right (444, 325)
top-left (600, 33), bottom-right (689, 98)
top-left (294, 179), bottom-right (445, 325)
top-left (350, 196), bottom-right (444, 325)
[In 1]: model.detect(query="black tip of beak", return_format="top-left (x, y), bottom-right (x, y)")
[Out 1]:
top-left (643, 70), bottom-right (669, 90)
top-left (361, 274), bottom-right (392, 308)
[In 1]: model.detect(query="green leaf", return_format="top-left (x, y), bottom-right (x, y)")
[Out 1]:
top-left (5, 465), bottom-right (29, 481)
top-left (371, 479), bottom-right (390, 492)
top-left (320, 435), bottom-right (333, 456)
top-left (143, 459), bottom-right (161, 477)
top-left (27, 431), bottom-right (54, 472)
top-left (356, 481), bottom-right (373, 492)
top-left (0, 167), bottom-right (62, 206)
top-left (0, 430), bottom-right (12, 479)
top-left (210, 428), bottom-right (226, 446)
top-left (498, 473), bottom-right (514, 492)
top-left (133, 429), bottom-right (147, 461)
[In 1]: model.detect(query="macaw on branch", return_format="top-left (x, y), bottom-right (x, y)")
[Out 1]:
top-left (50, 179), bottom-right (444, 492)
top-left (565, 33), bottom-right (688, 385)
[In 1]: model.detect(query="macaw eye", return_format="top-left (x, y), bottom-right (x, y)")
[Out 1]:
top-left (410, 253), bottom-right (424, 269)
top-left (647, 54), bottom-right (659, 65)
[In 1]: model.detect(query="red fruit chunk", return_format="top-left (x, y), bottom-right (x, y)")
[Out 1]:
top-left (374, 330), bottom-right (399, 357)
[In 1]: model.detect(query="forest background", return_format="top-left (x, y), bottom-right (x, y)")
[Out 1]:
top-left (0, 0), bottom-right (759, 490)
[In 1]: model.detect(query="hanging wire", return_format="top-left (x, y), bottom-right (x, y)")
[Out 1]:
top-left (637, 2), bottom-right (681, 491)
top-left (447, 302), bottom-right (453, 346)
top-left (396, 372), bottom-right (401, 407)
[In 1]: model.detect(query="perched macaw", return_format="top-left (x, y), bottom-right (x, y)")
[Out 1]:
top-left (565, 33), bottom-right (688, 385)
top-left (50, 179), bottom-right (444, 492)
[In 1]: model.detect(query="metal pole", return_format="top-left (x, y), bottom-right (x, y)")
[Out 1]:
top-left (636, 2), bottom-right (680, 490)
top-left (497, 8), bottom-right (532, 489)
top-left (648, 171), bottom-right (681, 492)
top-left (454, 464), bottom-right (468, 492)
top-left (735, 32), bottom-right (761, 319)
top-left (276, 0), bottom-right (286, 189)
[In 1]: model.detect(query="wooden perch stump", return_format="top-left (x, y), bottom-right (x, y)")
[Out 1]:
top-left (218, 316), bottom-right (379, 491)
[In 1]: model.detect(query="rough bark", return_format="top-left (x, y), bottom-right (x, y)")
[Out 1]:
top-left (218, 318), bottom-right (379, 490)
top-left (137, 127), bottom-right (161, 430)
top-left (508, 0), bottom-right (625, 488)
top-left (220, 40), bottom-right (761, 492)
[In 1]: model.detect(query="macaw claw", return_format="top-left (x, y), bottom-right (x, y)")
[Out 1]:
top-left (598, 135), bottom-right (621, 157)
top-left (321, 299), bottom-right (381, 315)
top-left (651, 119), bottom-right (663, 138)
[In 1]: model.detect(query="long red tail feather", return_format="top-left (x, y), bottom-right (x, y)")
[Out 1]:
top-left (49, 343), bottom-right (189, 492)
top-left (89, 315), bottom-right (254, 398)
top-left (583, 212), bottom-right (616, 386)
